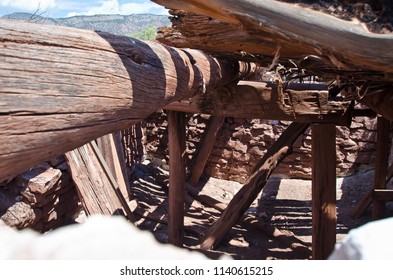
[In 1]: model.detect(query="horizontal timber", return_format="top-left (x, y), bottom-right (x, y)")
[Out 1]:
top-left (0, 19), bottom-right (245, 182)
top-left (165, 81), bottom-right (351, 124)
top-left (154, 0), bottom-right (393, 75)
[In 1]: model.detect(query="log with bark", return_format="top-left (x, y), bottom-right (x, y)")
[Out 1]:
top-left (0, 19), bottom-right (242, 182)
top-left (154, 0), bottom-right (393, 75)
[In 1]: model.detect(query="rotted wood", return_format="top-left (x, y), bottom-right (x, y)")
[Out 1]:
top-left (372, 117), bottom-right (391, 220)
top-left (185, 183), bottom-right (311, 258)
top-left (96, 133), bottom-right (131, 200)
top-left (168, 111), bottom-right (187, 246)
top-left (0, 19), bottom-right (245, 183)
top-left (199, 122), bottom-right (309, 250)
top-left (166, 81), bottom-right (351, 124)
top-left (64, 141), bottom-right (134, 220)
top-left (311, 123), bottom-right (336, 260)
top-left (153, 0), bottom-right (393, 74)
top-left (188, 116), bottom-right (225, 186)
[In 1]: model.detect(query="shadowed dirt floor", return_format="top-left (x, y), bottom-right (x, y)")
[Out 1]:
top-left (129, 160), bottom-right (392, 260)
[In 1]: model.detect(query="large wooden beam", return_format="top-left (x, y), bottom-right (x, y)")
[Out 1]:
top-left (311, 123), bottom-right (336, 260)
top-left (372, 117), bottom-right (391, 220)
top-left (165, 81), bottom-right (351, 124)
top-left (188, 116), bottom-right (225, 186)
top-left (199, 122), bottom-right (309, 250)
top-left (154, 0), bottom-right (393, 74)
top-left (168, 111), bottom-right (186, 246)
top-left (0, 19), bottom-right (241, 182)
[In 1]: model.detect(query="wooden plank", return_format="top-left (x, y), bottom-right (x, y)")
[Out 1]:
top-left (90, 141), bottom-right (135, 220)
top-left (154, 0), bottom-right (393, 74)
top-left (185, 183), bottom-right (311, 258)
top-left (188, 116), bottom-right (225, 186)
top-left (373, 189), bottom-right (393, 202)
top-left (96, 133), bottom-right (131, 200)
top-left (199, 122), bottom-right (309, 250)
top-left (64, 142), bottom-right (133, 220)
top-left (311, 123), bottom-right (336, 260)
top-left (0, 19), bottom-right (243, 183)
top-left (372, 117), bottom-right (391, 220)
top-left (168, 111), bottom-right (186, 246)
top-left (165, 81), bottom-right (351, 124)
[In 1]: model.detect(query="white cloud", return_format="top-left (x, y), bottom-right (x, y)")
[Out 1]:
top-left (0, 0), bottom-right (56, 11)
top-left (66, 0), bottom-right (167, 17)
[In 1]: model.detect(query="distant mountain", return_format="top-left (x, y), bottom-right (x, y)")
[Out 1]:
top-left (1, 12), bottom-right (171, 36)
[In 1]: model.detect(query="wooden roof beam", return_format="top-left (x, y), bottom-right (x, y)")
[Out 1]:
top-left (0, 19), bottom-right (245, 182)
top-left (165, 81), bottom-right (352, 125)
top-left (153, 0), bottom-right (393, 75)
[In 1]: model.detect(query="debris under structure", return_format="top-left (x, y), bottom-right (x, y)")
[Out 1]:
top-left (1, 0), bottom-right (393, 260)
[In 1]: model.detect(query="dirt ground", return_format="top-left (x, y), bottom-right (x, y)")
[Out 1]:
top-left (129, 160), bottom-right (392, 260)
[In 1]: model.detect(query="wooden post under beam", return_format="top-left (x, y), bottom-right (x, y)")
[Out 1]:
top-left (311, 123), bottom-right (336, 260)
top-left (168, 111), bottom-right (186, 246)
top-left (188, 116), bottom-right (225, 186)
top-left (372, 117), bottom-right (391, 220)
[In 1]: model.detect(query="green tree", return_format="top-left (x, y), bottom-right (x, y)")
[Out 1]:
top-left (129, 26), bottom-right (156, 41)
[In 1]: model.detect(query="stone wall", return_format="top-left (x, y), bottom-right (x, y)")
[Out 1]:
top-left (143, 111), bottom-right (382, 184)
top-left (0, 156), bottom-right (78, 232)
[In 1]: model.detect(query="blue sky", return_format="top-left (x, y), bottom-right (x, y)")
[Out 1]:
top-left (0, 0), bottom-right (168, 18)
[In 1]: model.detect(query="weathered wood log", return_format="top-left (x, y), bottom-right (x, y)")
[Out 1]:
top-left (165, 81), bottom-right (351, 124)
top-left (0, 19), bottom-right (242, 183)
top-left (154, 0), bottom-right (393, 74)
top-left (188, 116), bottom-right (225, 186)
top-left (199, 122), bottom-right (309, 250)
top-left (311, 123), bottom-right (336, 260)
top-left (64, 141), bottom-right (133, 220)
top-left (168, 111), bottom-right (187, 246)
top-left (372, 117), bottom-right (391, 220)
top-left (185, 183), bottom-right (311, 258)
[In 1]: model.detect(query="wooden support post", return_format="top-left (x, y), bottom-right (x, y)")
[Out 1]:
top-left (199, 122), bottom-right (309, 250)
top-left (311, 123), bottom-right (336, 260)
top-left (188, 116), bottom-right (225, 186)
top-left (372, 117), bottom-right (391, 220)
top-left (168, 111), bottom-right (186, 246)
